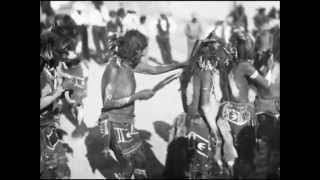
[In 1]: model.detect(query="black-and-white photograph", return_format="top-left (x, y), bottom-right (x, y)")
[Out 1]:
top-left (40, 1), bottom-right (280, 179)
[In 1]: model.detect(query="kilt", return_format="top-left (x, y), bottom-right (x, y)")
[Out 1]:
top-left (98, 112), bottom-right (143, 159)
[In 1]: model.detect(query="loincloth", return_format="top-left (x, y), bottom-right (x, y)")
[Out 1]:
top-left (170, 112), bottom-right (217, 178)
top-left (220, 102), bottom-right (255, 125)
top-left (218, 102), bottom-right (256, 142)
top-left (99, 112), bottom-right (142, 158)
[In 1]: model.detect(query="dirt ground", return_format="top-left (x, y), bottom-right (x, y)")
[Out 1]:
top-left (55, 2), bottom-right (279, 178)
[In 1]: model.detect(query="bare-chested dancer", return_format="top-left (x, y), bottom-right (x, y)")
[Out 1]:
top-left (99, 30), bottom-right (187, 178)
top-left (169, 32), bottom-right (229, 178)
top-left (216, 27), bottom-right (275, 177)
top-left (254, 50), bottom-right (280, 178)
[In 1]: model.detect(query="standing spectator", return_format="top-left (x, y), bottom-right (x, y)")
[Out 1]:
top-left (71, 3), bottom-right (90, 60)
top-left (103, 10), bottom-right (120, 64)
top-left (268, 7), bottom-right (280, 62)
top-left (106, 10), bottom-right (119, 36)
top-left (137, 15), bottom-right (149, 38)
top-left (40, 1), bottom-right (55, 17)
top-left (40, 1), bottom-right (55, 29)
top-left (268, 7), bottom-right (280, 31)
top-left (254, 7), bottom-right (274, 53)
top-left (90, 1), bottom-right (108, 61)
top-left (156, 13), bottom-right (173, 64)
top-left (116, 8), bottom-right (126, 35)
top-left (229, 5), bottom-right (248, 32)
top-left (122, 10), bottom-right (139, 33)
top-left (254, 8), bottom-right (269, 33)
top-left (184, 12), bottom-right (202, 58)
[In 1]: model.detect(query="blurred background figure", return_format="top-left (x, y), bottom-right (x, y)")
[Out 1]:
top-left (40, 1), bottom-right (55, 30)
top-left (116, 8), bottom-right (126, 34)
top-left (253, 7), bottom-right (268, 37)
top-left (90, 1), bottom-right (108, 62)
top-left (254, 7), bottom-right (274, 53)
top-left (122, 10), bottom-right (139, 33)
top-left (184, 12), bottom-right (203, 58)
top-left (269, 7), bottom-right (280, 62)
top-left (71, 2), bottom-right (90, 60)
top-left (268, 7), bottom-right (280, 31)
top-left (106, 10), bottom-right (120, 36)
top-left (229, 5), bottom-right (248, 32)
top-left (156, 13), bottom-right (173, 64)
top-left (137, 15), bottom-right (149, 39)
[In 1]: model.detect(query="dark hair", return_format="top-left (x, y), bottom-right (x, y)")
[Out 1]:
top-left (53, 15), bottom-right (79, 38)
top-left (117, 30), bottom-right (148, 68)
top-left (140, 15), bottom-right (146, 24)
top-left (237, 5), bottom-right (245, 14)
top-left (92, 1), bottom-right (103, 9)
top-left (109, 10), bottom-right (116, 17)
top-left (268, 7), bottom-right (277, 19)
top-left (40, 1), bottom-right (55, 17)
top-left (40, 32), bottom-right (61, 71)
top-left (52, 14), bottom-right (79, 51)
top-left (229, 30), bottom-right (254, 61)
top-left (254, 49), bottom-right (272, 74)
top-left (180, 34), bottom-right (228, 92)
top-left (65, 58), bottom-right (81, 69)
top-left (117, 8), bottom-right (125, 17)
top-left (40, 16), bottom-right (78, 72)
top-left (258, 7), bottom-right (266, 14)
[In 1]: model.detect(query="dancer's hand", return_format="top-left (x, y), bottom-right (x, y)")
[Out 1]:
top-left (135, 89), bottom-right (155, 100)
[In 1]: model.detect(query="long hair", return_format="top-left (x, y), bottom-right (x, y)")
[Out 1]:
top-left (40, 15), bottom-right (79, 73)
top-left (180, 35), bottom-right (233, 102)
top-left (52, 14), bottom-right (79, 50)
top-left (180, 38), bottom-right (219, 92)
top-left (40, 32), bottom-right (61, 72)
top-left (229, 30), bottom-right (255, 61)
top-left (253, 49), bottom-right (273, 74)
top-left (116, 30), bottom-right (148, 68)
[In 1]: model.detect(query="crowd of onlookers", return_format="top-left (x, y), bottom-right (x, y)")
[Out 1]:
top-left (184, 5), bottom-right (280, 60)
top-left (41, 2), bottom-right (279, 66)
top-left (40, 1), bottom-right (175, 65)
top-left (40, 2), bottom-right (280, 179)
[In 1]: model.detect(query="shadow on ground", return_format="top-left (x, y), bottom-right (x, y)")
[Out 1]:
top-left (84, 126), bottom-right (164, 178)
top-left (153, 121), bottom-right (172, 142)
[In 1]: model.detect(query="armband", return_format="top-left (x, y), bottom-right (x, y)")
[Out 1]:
top-left (249, 70), bottom-right (259, 79)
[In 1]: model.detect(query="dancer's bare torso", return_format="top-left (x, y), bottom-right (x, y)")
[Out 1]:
top-left (184, 60), bottom-right (270, 110)
top-left (184, 70), bottom-right (220, 115)
top-left (101, 60), bottom-right (136, 115)
top-left (229, 61), bottom-right (258, 103)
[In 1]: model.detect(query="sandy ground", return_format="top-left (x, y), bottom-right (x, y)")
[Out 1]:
top-left (59, 25), bottom-right (188, 179)
top-left (59, 28), bottom-right (261, 179)
top-left (53, 2), bottom-right (279, 178)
